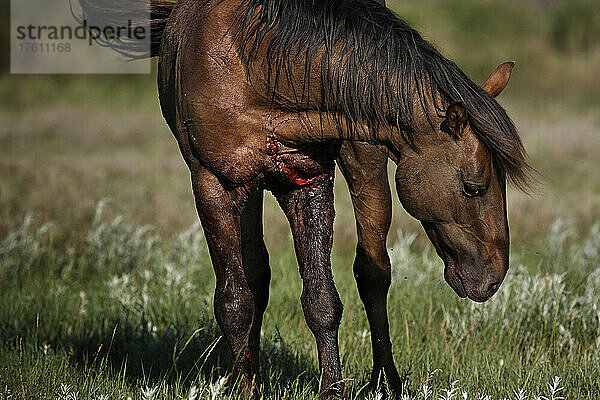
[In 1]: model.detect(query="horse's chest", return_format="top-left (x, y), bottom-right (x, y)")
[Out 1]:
top-left (265, 137), bottom-right (337, 188)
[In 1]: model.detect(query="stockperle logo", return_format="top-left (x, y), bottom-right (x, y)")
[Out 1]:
top-left (11, 0), bottom-right (151, 74)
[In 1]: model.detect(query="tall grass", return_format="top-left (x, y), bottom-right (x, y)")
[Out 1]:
top-left (1, 204), bottom-right (598, 398)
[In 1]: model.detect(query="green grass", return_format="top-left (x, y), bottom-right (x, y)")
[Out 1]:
top-left (1, 205), bottom-right (599, 399)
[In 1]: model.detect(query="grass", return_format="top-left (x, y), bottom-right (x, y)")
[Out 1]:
top-left (1, 0), bottom-right (600, 398)
top-left (0, 204), bottom-right (599, 399)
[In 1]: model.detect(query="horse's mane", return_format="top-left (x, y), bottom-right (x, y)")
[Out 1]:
top-left (232, 0), bottom-right (530, 189)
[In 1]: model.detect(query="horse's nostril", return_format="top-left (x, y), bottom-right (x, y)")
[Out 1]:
top-left (487, 281), bottom-right (501, 294)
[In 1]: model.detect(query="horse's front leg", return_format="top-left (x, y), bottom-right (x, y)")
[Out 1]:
top-left (190, 164), bottom-right (264, 399)
top-left (337, 142), bottom-right (404, 395)
top-left (275, 179), bottom-right (344, 400)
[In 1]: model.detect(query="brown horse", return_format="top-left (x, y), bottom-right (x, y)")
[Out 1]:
top-left (78, 0), bottom-right (529, 398)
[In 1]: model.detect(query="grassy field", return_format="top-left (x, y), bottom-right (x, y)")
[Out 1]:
top-left (1, 0), bottom-right (600, 399)
top-left (1, 205), bottom-right (599, 399)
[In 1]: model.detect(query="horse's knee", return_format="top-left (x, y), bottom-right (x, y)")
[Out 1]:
top-left (354, 244), bottom-right (391, 290)
top-left (301, 284), bottom-right (343, 335)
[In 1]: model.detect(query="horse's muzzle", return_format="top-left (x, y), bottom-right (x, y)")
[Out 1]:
top-left (445, 261), bottom-right (506, 303)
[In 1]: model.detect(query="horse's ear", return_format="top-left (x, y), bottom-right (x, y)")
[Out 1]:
top-left (482, 61), bottom-right (516, 97)
top-left (445, 102), bottom-right (468, 138)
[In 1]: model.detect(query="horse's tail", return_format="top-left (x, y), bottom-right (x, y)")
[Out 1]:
top-left (74, 0), bottom-right (177, 58)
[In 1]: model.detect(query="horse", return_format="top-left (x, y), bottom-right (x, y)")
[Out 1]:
top-left (77, 0), bottom-right (530, 398)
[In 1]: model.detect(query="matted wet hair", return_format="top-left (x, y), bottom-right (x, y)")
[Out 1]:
top-left (232, 0), bottom-right (531, 189)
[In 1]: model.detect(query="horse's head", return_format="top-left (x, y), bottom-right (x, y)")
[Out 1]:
top-left (394, 62), bottom-right (516, 302)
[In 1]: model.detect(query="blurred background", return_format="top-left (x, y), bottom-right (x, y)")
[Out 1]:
top-left (1, 0), bottom-right (599, 253)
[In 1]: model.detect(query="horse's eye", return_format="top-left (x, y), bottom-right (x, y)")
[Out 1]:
top-left (462, 182), bottom-right (487, 198)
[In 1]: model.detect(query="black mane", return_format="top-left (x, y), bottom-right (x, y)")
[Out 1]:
top-left (232, 0), bottom-right (530, 189)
